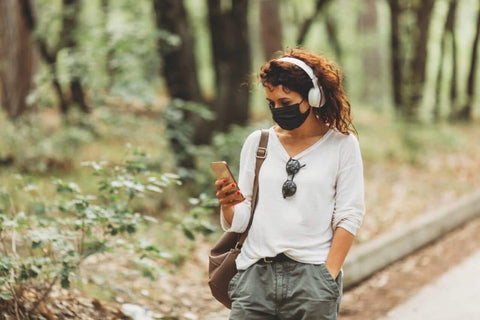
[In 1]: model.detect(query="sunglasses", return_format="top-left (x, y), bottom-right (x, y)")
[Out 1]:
top-left (282, 158), bottom-right (306, 198)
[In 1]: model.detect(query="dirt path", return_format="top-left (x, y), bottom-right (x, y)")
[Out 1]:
top-left (340, 216), bottom-right (480, 319)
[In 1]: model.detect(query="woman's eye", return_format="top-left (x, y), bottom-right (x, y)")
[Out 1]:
top-left (268, 101), bottom-right (275, 109)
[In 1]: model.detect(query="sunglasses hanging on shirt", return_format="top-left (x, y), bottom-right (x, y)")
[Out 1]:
top-left (282, 158), bottom-right (306, 198)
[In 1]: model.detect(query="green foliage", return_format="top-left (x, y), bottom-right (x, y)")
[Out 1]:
top-left (28, 0), bottom-right (173, 111)
top-left (180, 194), bottom-right (218, 240)
top-left (0, 146), bottom-right (215, 317)
top-left (163, 98), bottom-right (216, 177)
top-left (0, 113), bottom-right (94, 173)
top-left (356, 109), bottom-right (463, 165)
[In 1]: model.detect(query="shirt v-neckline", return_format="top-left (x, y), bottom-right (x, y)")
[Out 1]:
top-left (269, 126), bottom-right (332, 160)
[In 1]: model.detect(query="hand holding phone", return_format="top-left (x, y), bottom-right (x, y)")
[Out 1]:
top-left (211, 161), bottom-right (244, 203)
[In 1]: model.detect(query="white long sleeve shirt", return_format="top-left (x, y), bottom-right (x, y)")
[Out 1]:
top-left (221, 127), bottom-right (365, 271)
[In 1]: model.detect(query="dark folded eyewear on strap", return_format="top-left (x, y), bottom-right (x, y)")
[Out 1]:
top-left (282, 158), bottom-right (306, 198)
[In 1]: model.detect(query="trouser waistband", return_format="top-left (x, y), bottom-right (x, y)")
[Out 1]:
top-left (257, 253), bottom-right (294, 264)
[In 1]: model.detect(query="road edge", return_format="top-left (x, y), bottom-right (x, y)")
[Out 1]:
top-left (343, 191), bottom-right (480, 289)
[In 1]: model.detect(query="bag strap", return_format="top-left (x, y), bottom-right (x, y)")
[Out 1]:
top-left (237, 129), bottom-right (269, 246)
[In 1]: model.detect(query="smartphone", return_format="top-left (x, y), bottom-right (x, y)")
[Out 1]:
top-left (211, 161), bottom-right (244, 201)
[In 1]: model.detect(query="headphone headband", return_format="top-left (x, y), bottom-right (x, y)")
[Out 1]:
top-left (277, 57), bottom-right (317, 82)
top-left (277, 57), bottom-right (325, 108)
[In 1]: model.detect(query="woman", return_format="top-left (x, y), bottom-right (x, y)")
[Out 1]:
top-left (215, 48), bottom-right (365, 320)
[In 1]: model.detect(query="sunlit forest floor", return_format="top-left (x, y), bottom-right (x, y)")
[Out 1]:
top-left (1, 106), bottom-right (479, 319)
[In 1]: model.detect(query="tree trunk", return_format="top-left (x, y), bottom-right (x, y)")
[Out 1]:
top-left (260, 0), bottom-right (283, 60)
top-left (19, 0), bottom-right (86, 114)
top-left (388, 0), bottom-right (435, 121)
top-left (357, 0), bottom-right (380, 105)
top-left (406, 0), bottom-right (435, 120)
top-left (207, 0), bottom-right (251, 133)
top-left (435, 0), bottom-right (457, 120)
top-left (387, 0), bottom-right (403, 109)
top-left (325, 15), bottom-right (342, 62)
top-left (153, 0), bottom-right (203, 103)
top-left (153, 0), bottom-right (204, 169)
top-left (100, 0), bottom-right (114, 90)
top-left (0, 0), bottom-right (34, 118)
top-left (152, 0), bottom-right (253, 169)
top-left (455, 4), bottom-right (480, 121)
top-left (446, 0), bottom-right (458, 117)
top-left (296, 0), bottom-right (332, 46)
top-left (61, 0), bottom-right (90, 113)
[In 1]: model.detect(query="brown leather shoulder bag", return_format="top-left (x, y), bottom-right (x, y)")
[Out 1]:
top-left (208, 129), bottom-right (269, 309)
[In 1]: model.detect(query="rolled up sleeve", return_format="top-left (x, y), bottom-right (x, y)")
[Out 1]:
top-left (332, 135), bottom-right (365, 235)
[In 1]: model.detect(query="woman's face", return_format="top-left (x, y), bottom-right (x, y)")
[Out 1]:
top-left (265, 84), bottom-right (309, 112)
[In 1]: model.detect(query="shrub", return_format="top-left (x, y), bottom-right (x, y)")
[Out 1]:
top-left (0, 146), bottom-right (215, 318)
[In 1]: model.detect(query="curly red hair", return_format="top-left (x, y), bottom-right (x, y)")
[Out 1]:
top-left (260, 49), bottom-right (356, 135)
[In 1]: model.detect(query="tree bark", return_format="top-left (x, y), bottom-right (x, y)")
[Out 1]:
top-left (61, 0), bottom-right (90, 113)
top-left (207, 0), bottom-right (251, 133)
top-left (153, 0), bottom-right (203, 103)
top-left (455, 4), bottom-right (480, 121)
top-left (447, 0), bottom-right (458, 114)
top-left (388, 0), bottom-right (435, 121)
top-left (434, 0), bottom-right (457, 120)
top-left (357, 0), bottom-right (380, 104)
top-left (0, 0), bottom-right (34, 118)
top-left (260, 0), bottom-right (283, 60)
top-left (100, 0), bottom-right (114, 90)
top-left (153, 0), bottom-right (204, 169)
top-left (19, 0), bottom-right (87, 114)
top-left (407, 0), bottom-right (435, 119)
top-left (387, 0), bottom-right (403, 109)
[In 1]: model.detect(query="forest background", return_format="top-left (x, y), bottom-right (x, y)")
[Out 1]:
top-left (0, 0), bottom-right (479, 319)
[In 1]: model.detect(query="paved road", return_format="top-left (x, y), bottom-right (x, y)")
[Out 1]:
top-left (380, 249), bottom-right (480, 320)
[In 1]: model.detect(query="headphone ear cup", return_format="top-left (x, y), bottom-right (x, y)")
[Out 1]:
top-left (308, 88), bottom-right (321, 108)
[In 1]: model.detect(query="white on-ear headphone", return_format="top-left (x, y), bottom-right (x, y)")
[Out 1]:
top-left (277, 57), bottom-right (326, 108)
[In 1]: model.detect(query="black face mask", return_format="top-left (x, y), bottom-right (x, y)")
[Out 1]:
top-left (270, 102), bottom-right (310, 130)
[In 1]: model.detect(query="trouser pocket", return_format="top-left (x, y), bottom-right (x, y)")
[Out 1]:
top-left (318, 263), bottom-right (341, 300)
top-left (227, 271), bottom-right (241, 299)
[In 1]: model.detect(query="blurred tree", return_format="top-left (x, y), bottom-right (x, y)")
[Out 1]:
top-left (358, 0), bottom-right (381, 105)
top-left (434, 0), bottom-right (458, 121)
top-left (19, 0), bottom-right (90, 115)
top-left (153, 0), bottom-right (204, 104)
top-left (260, 0), bottom-right (283, 60)
top-left (207, 0), bottom-right (251, 134)
top-left (61, 0), bottom-right (90, 113)
top-left (0, 0), bottom-right (34, 118)
top-left (153, 0), bottom-right (251, 147)
top-left (152, 0), bottom-right (202, 169)
top-left (325, 13), bottom-right (342, 62)
top-left (296, 0), bottom-right (333, 46)
top-left (100, 0), bottom-right (115, 90)
top-left (455, 3), bottom-right (480, 121)
top-left (387, 0), bottom-right (435, 121)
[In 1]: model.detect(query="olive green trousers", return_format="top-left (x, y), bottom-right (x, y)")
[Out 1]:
top-left (228, 260), bottom-right (342, 320)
